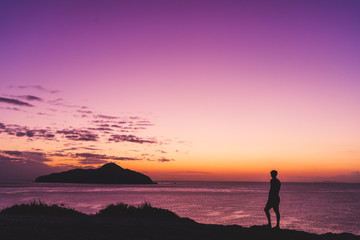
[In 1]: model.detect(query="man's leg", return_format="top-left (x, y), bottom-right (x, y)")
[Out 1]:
top-left (273, 204), bottom-right (280, 229)
top-left (264, 204), bottom-right (271, 227)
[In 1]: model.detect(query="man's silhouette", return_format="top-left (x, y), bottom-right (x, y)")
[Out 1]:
top-left (264, 170), bottom-right (281, 229)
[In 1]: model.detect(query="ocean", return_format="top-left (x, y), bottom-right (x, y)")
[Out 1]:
top-left (0, 181), bottom-right (359, 235)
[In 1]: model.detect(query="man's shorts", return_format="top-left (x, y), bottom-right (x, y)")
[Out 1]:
top-left (265, 197), bottom-right (280, 210)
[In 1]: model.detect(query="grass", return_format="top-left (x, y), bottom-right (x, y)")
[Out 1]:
top-left (0, 200), bottom-right (180, 219)
top-left (0, 200), bottom-right (85, 216)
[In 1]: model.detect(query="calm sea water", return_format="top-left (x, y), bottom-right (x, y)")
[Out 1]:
top-left (0, 181), bottom-right (359, 235)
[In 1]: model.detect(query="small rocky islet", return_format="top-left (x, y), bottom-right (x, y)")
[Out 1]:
top-left (35, 163), bottom-right (156, 184)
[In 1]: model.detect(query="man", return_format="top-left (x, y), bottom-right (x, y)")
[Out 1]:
top-left (264, 170), bottom-right (281, 229)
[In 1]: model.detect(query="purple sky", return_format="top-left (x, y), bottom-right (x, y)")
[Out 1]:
top-left (1, 0), bottom-right (360, 181)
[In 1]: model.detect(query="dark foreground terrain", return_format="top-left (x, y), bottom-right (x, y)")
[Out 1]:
top-left (0, 202), bottom-right (358, 240)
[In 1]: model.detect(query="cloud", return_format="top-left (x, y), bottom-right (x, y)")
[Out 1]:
top-left (2, 125), bottom-right (55, 140)
top-left (2, 122), bottom-right (157, 145)
top-left (130, 116), bottom-right (140, 120)
top-left (0, 89), bottom-right (166, 162)
top-left (72, 152), bottom-right (138, 165)
top-left (10, 85), bottom-right (59, 94)
top-left (3, 151), bottom-right (22, 156)
top-left (18, 95), bottom-right (43, 101)
top-left (95, 114), bottom-right (119, 119)
top-left (107, 118), bottom-right (154, 131)
top-left (135, 120), bottom-right (154, 127)
top-left (112, 157), bottom-right (139, 161)
top-left (0, 97), bottom-right (33, 107)
top-left (48, 98), bottom-right (79, 108)
top-left (74, 153), bottom-right (108, 159)
top-left (158, 158), bottom-right (174, 162)
top-left (110, 124), bottom-right (123, 128)
top-left (88, 127), bottom-right (113, 132)
top-left (48, 153), bottom-right (67, 157)
top-left (0, 156), bottom-right (67, 180)
top-left (37, 112), bottom-right (52, 116)
top-left (25, 130), bottom-right (35, 137)
top-left (109, 134), bottom-right (156, 144)
top-left (77, 109), bottom-right (93, 114)
top-left (77, 159), bottom-right (109, 165)
top-left (73, 153), bottom-right (138, 161)
top-left (56, 129), bottom-right (98, 141)
top-left (0, 107), bottom-right (21, 111)
top-left (2, 150), bottom-right (52, 162)
top-left (16, 132), bottom-right (26, 137)
top-left (0, 154), bottom-right (22, 162)
top-left (21, 151), bottom-right (52, 162)
top-left (1, 150), bottom-right (53, 165)
top-left (61, 147), bottom-right (100, 151)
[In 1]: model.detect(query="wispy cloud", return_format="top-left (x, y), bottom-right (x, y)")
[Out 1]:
top-left (10, 85), bottom-right (59, 94)
top-left (20, 151), bottom-right (52, 162)
top-left (56, 129), bottom-right (99, 141)
top-left (0, 152), bottom-right (68, 180)
top-left (87, 127), bottom-right (113, 132)
top-left (1, 124), bottom-right (55, 139)
top-left (1, 86), bottom-right (177, 169)
top-left (1, 150), bottom-right (52, 163)
top-left (73, 152), bottom-right (138, 161)
top-left (61, 147), bottom-right (100, 151)
top-left (18, 95), bottom-right (43, 101)
top-left (77, 158), bottom-right (108, 165)
top-left (109, 134), bottom-right (157, 144)
top-left (95, 114), bottom-right (119, 119)
top-left (3, 150), bottom-right (22, 156)
top-left (48, 98), bottom-right (80, 108)
top-left (1, 149), bottom-right (140, 167)
top-left (135, 120), bottom-right (154, 127)
top-left (0, 154), bottom-right (22, 162)
top-left (158, 158), bottom-right (174, 162)
top-left (1, 122), bottom-right (159, 145)
top-left (0, 97), bottom-right (33, 107)
top-left (72, 152), bottom-right (139, 165)
top-left (0, 107), bottom-right (21, 111)
top-left (77, 109), bottom-right (93, 114)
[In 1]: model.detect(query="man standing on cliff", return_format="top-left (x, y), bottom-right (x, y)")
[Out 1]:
top-left (264, 170), bottom-right (281, 229)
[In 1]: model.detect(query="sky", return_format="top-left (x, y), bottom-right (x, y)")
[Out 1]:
top-left (1, 0), bottom-right (360, 182)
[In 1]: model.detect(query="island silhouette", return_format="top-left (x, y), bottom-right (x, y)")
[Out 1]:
top-left (35, 163), bottom-right (156, 184)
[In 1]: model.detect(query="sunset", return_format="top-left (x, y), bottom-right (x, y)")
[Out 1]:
top-left (0, 0), bottom-right (359, 238)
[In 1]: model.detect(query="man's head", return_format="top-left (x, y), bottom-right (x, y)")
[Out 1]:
top-left (270, 170), bottom-right (278, 178)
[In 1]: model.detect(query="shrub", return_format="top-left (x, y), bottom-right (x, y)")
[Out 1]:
top-left (0, 200), bottom-right (85, 216)
top-left (96, 202), bottom-right (137, 216)
top-left (96, 201), bottom-right (179, 218)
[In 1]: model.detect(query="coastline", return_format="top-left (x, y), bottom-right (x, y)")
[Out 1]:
top-left (1, 181), bottom-right (360, 236)
top-left (0, 214), bottom-right (358, 240)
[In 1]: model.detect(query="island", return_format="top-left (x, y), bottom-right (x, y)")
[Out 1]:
top-left (35, 163), bottom-right (156, 184)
